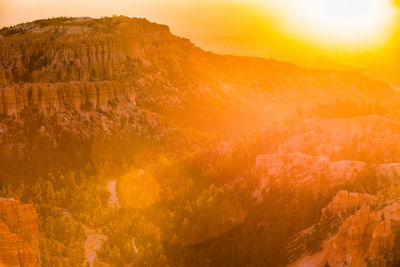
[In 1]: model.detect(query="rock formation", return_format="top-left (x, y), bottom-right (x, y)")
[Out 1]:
top-left (0, 198), bottom-right (39, 266)
top-left (328, 205), bottom-right (374, 266)
top-left (290, 196), bottom-right (400, 267)
top-left (321, 191), bottom-right (377, 217)
top-left (0, 81), bottom-right (135, 116)
top-left (367, 219), bottom-right (393, 266)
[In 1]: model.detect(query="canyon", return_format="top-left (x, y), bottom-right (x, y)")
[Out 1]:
top-left (0, 16), bottom-right (400, 266)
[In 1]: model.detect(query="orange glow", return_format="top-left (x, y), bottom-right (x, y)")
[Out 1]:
top-left (1, 0), bottom-right (399, 52)
top-left (2, 2), bottom-right (400, 266)
top-left (254, 0), bottom-right (399, 50)
top-left (119, 169), bottom-right (160, 209)
top-left (0, 0), bottom-right (399, 86)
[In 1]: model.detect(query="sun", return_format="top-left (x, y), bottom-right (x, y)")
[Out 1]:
top-left (259, 0), bottom-right (399, 49)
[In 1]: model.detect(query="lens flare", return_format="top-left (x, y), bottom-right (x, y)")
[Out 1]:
top-left (256, 0), bottom-right (399, 49)
top-left (119, 169), bottom-right (160, 209)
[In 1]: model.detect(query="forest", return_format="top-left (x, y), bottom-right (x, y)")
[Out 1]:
top-left (2, 100), bottom-right (400, 266)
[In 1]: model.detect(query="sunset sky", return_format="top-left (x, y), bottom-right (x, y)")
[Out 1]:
top-left (1, 0), bottom-right (400, 87)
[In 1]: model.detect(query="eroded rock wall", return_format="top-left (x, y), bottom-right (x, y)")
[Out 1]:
top-left (0, 198), bottom-right (39, 266)
top-left (0, 81), bottom-right (135, 115)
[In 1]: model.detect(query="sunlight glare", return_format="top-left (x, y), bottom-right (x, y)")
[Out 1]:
top-left (258, 0), bottom-right (399, 48)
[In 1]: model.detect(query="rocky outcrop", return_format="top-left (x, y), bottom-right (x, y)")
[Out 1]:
top-left (0, 17), bottom-right (177, 118)
top-left (326, 203), bottom-right (400, 267)
top-left (287, 191), bottom-right (376, 265)
top-left (378, 163), bottom-right (400, 185)
top-left (0, 17), bottom-right (173, 85)
top-left (291, 198), bottom-right (400, 267)
top-left (367, 219), bottom-right (393, 266)
top-left (322, 191), bottom-right (377, 217)
top-left (328, 206), bottom-right (374, 266)
top-left (0, 198), bottom-right (39, 266)
top-left (0, 81), bottom-right (135, 115)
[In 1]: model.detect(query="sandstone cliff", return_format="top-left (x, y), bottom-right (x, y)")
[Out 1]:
top-left (321, 191), bottom-right (377, 217)
top-left (0, 81), bottom-right (135, 116)
top-left (0, 198), bottom-right (39, 266)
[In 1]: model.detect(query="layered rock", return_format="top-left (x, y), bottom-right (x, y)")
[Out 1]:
top-left (367, 219), bottom-right (393, 265)
top-left (328, 206), bottom-right (374, 266)
top-left (287, 191), bottom-right (376, 265)
top-left (322, 191), bottom-right (377, 217)
top-left (0, 17), bottom-right (173, 119)
top-left (291, 199), bottom-right (400, 267)
top-left (0, 81), bottom-right (135, 115)
top-left (325, 202), bottom-right (400, 267)
top-left (0, 198), bottom-right (39, 266)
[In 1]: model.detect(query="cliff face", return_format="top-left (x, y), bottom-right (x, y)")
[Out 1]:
top-left (324, 201), bottom-right (400, 267)
top-left (321, 191), bottom-right (377, 217)
top-left (0, 17), bottom-right (173, 85)
top-left (0, 16), bottom-right (195, 118)
top-left (0, 81), bottom-right (135, 116)
top-left (0, 198), bottom-right (39, 266)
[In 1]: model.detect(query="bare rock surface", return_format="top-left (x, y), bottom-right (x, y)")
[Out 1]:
top-left (0, 198), bottom-right (39, 266)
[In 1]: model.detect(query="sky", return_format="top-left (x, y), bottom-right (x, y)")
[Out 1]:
top-left (1, 0), bottom-right (400, 87)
